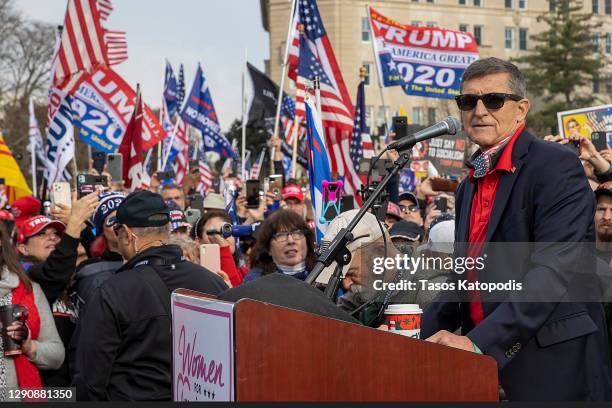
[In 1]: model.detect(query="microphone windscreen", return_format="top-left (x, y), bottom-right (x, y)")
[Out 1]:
top-left (443, 116), bottom-right (461, 135)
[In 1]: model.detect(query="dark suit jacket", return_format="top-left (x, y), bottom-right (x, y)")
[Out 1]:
top-left (422, 129), bottom-right (611, 401)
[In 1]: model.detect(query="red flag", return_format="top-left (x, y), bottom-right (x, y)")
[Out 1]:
top-left (119, 87), bottom-right (145, 191)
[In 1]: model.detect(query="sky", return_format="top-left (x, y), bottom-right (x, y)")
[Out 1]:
top-left (18, 0), bottom-right (270, 131)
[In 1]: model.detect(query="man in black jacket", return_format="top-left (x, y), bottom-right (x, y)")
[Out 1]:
top-left (74, 190), bottom-right (228, 401)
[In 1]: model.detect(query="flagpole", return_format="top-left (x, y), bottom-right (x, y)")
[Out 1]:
top-left (30, 141), bottom-right (37, 197)
top-left (161, 119), bottom-right (180, 170)
top-left (290, 115), bottom-right (300, 179)
top-left (270, 0), bottom-right (298, 173)
top-left (366, 4), bottom-right (390, 147)
top-left (314, 76), bottom-right (322, 120)
top-left (241, 48), bottom-right (248, 180)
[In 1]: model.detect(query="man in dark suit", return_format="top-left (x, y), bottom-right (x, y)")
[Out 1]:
top-left (421, 57), bottom-right (611, 400)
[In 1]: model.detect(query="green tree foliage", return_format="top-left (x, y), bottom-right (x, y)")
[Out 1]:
top-left (513, 0), bottom-right (606, 132)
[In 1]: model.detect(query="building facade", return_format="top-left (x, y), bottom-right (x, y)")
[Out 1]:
top-left (260, 0), bottom-right (612, 136)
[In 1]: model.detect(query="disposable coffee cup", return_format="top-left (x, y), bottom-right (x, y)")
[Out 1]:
top-left (0, 304), bottom-right (28, 357)
top-left (384, 304), bottom-right (422, 338)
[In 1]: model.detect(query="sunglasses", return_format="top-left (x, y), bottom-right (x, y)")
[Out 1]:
top-left (399, 204), bottom-right (419, 214)
top-left (455, 93), bottom-right (523, 111)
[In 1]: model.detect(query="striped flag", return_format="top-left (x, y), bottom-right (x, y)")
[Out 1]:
top-left (96, 0), bottom-right (113, 20)
top-left (52, 0), bottom-right (109, 92)
top-left (349, 79), bottom-right (374, 172)
top-left (196, 150), bottom-right (213, 195)
top-left (28, 98), bottom-right (47, 166)
top-left (293, 0), bottom-right (361, 206)
top-left (168, 118), bottom-right (189, 184)
top-left (104, 30), bottom-right (128, 66)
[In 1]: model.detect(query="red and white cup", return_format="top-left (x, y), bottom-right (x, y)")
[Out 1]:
top-left (384, 304), bottom-right (422, 338)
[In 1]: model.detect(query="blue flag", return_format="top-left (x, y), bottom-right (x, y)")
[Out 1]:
top-left (163, 60), bottom-right (179, 117)
top-left (305, 98), bottom-right (331, 243)
top-left (180, 64), bottom-right (235, 158)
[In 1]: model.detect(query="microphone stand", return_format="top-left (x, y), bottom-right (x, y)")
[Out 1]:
top-left (306, 151), bottom-right (412, 301)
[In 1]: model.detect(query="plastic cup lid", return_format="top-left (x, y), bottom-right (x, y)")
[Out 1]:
top-left (384, 303), bottom-right (422, 314)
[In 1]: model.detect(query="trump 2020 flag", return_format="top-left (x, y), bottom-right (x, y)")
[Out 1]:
top-left (368, 6), bottom-right (478, 99)
top-left (164, 60), bottom-right (179, 118)
top-left (45, 88), bottom-right (75, 186)
top-left (305, 98), bottom-right (331, 243)
top-left (180, 63), bottom-right (235, 158)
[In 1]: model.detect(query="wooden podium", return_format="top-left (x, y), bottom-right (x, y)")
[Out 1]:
top-left (171, 290), bottom-right (498, 402)
top-left (233, 299), bottom-right (498, 401)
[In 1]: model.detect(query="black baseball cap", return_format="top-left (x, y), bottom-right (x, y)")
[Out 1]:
top-left (389, 220), bottom-right (424, 242)
top-left (116, 191), bottom-right (170, 227)
top-left (398, 192), bottom-right (419, 208)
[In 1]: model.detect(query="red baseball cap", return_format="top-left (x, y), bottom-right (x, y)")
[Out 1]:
top-left (11, 196), bottom-right (42, 228)
top-left (17, 215), bottom-right (65, 245)
top-left (282, 184), bottom-right (304, 202)
top-left (387, 202), bottom-right (402, 220)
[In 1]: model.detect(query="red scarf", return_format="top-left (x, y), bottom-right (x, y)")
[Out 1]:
top-left (10, 279), bottom-right (42, 400)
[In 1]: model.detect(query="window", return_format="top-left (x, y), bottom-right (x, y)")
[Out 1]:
top-left (505, 0), bottom-right (513, 8)
top-left (427, 22), bottom-right (437, 27)
top-left (592, 35), bottom-right (600, 52)
top-left (361, 18), bottom-right (370, 42)
top-left (593, 75), bottom-right (601, 93)
top-left (593, 0), bottom-right (600, 13)
top-left (474, 26), bottom-right (483, 46)
top-left (505, 27), bottom-right (515, 49)
top-left (519, 0), bottom-right (527, 9)
top-left (412, 107), bottom-right (423, 125)
top-left (549, 0), bottom-right (556, 11)
top-left (459, 0), bottom-right (467, 5)
top-left (427, 0), bottom-right (435, 3)
top-left (363, 63), bottom-right (372, 86)
top-left (607, 76), bottom-right (612, 94)
top-left (474, 0), bottom-right (482, 6)
top-left (459, 24), bottom-right (468, 32)
top-left (411, 21), bottom-right (422, 27)
top-left (366, 105), bottom-right (375, 130)
top-left (606, 33), bottom-right (612, 53)
top-left (427, 108), bottom-right (437, 125)
top-left (606, 0), bottom-right (611, 14)
top-left (519, 28), bottom-right (528, 50)
top-left (377, 106), bottom-right (390, 126)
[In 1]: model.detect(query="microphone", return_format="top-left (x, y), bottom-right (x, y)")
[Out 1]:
top-left (387, 116), bottom-right (461, 152)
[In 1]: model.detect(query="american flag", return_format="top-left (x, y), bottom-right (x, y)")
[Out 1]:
top-left (104, 30), bottom-right (128, 66)
top-left (280, 95), bottom-right (306, 146)
top-left (349, 79), bottom-right (374, 172)
top-left (96, 0), bottom-right (113, 20)
top-left (291, 0), bottom-right (361, 205)
top-left (52, 0), bottom-right (109, 92)
top-left (196, 150), bottom-right (213, 195)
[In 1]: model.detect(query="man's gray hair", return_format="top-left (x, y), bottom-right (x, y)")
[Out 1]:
top-left (131, 225), bottom-right (170, 238)
top-left (460, 57), bottom-right (526, 97)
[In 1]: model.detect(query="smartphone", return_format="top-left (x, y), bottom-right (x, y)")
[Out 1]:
top-left (185, 208), bottom-right (201, 224)
top-left (92, 151), bottom-right (106, 174)
top-left (77, 173), bottom-right (108, 198)
top-left (0, 178), bottom-right (5, 185)
top-left (156, 170), bottom-right (175, 181)
top-left (268, 174), bottom-right (283, 201)
top-left (107, 153), bottom-right (123, 182)
top-left (592, 132), bottom-right (608, 151)
top-left (431, 177), bottom-right (459, 193)
top-left (392, 116), bottom-right (408, 140)
top-left (246, 180), bottom-right (261, 209)
top-left (188, 194), bottom-right (204, 212)
top-left (51, 182), bottom-right (72, 209)
top-left (434, 196), bottom-right (448, 212)
top-left (341, 195), bottom-right (354, 213)
top-left (564, 140), bottom-right (580, 155)
top-left (199, 243), bottom-right (221, 274)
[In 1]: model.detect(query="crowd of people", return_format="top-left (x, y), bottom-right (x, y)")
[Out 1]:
top-left (1, 57), bottom-right (612, 401)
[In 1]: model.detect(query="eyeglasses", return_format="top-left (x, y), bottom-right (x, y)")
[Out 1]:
top-left (455, 93), bottom-right (523, 111)
top-left (104, 216), bottom-right (117, 228)
top-left (399, 204), bottom-right (419, 214)
top-left (272, 229), bottom-right (306, 243)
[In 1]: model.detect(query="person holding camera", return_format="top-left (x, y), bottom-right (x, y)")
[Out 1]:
top-left (73, 191), bottom-right (227, 401)
top-left (0, 222), bottom-right (64, 401)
